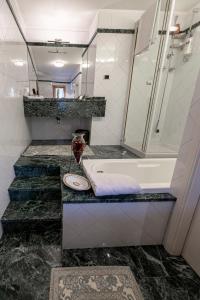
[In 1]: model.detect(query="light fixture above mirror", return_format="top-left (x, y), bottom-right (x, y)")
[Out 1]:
top-left (53, 60), bottom-right (65, 68)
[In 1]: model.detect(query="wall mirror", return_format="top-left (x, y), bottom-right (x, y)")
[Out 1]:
top-left (28, 44), bottom-right (87, 98)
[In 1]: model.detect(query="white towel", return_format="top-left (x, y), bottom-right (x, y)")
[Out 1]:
top-left (88, 173), bottom-right (142, 197)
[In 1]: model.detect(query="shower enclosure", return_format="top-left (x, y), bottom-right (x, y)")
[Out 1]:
top-left (123, 0), bottom-right (200, 157)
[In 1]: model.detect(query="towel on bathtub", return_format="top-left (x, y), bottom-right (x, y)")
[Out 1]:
top-left (88, 173), bottom-right (142, 196)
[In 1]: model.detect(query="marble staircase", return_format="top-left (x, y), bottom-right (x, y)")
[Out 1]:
top-left (1, 156), bottom-right (62, 235)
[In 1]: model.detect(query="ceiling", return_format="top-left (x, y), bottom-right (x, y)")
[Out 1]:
top-left (14, 0), bottom-right (200, 42)
top-left (30, 46), bottom-right (83, 82)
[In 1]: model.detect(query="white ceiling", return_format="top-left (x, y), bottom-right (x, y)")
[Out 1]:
top-left (14, 0), bottom-right (200, 41)
top-left (30, 46), bottom-right (83, 82)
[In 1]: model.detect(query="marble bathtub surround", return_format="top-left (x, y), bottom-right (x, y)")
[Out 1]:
top-left (0, 141), bottom-right (199, 299)
top-left (61, 163), bottom-right (176, 204)
top-left (22, 145), bottom-right (95, 157)
top-left (23, 97), bottom-right (106, 118)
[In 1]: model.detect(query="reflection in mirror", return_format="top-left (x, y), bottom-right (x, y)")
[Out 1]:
top-left (28, 45), bottom-right (86, 98)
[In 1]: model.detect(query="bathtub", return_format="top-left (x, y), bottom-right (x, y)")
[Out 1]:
top-left (82, 158), bottom-right (177, 194)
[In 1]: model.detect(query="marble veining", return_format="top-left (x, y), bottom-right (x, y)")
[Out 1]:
top-left (62, 245), bottom-right (200, 300)
top-left (2, 199), bottom-right (61, 222)
top-left (0, 141), bottom-right (199, 299)
top-left (23, 97), bottom-right (106, 118)
top-left (23, 145), bottom-right (95, 157)
top-left (9, 175), bottom-right (60, 190)
top-left (8, 175), bottom-right (61, 201)
top-left (0, 231), bottom-right (62, 300)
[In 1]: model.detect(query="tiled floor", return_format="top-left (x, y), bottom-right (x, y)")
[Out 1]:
top-left (1, 142), bottom-right (200, 299)
top-left (0, 231), bottom-right (62, 300)
top-left (1, 238), bottom-right (200, 299)
top-left (63, 246), bottom-right (200, 300)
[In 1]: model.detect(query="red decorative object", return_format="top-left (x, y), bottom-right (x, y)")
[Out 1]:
top-left (71, 133), bottom-right (86, 164)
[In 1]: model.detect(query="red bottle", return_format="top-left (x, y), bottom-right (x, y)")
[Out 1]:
top-left (71, 133), bottom-right (86, 164)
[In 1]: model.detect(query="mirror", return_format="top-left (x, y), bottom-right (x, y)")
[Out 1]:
top-left (28, 45), bottom-right (86, 98)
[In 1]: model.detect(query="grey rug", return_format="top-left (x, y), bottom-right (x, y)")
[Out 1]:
top-left (49, 266), bottom-right (144, 300)
top-left (23, 145), bottom-right (95, 157)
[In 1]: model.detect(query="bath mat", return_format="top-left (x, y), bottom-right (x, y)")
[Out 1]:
top-left (49, 266), bottom-right (144, 300)
top-left (23, 145), bottom-right (95, 157)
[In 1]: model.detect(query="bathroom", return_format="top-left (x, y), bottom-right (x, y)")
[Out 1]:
top-left (1, 0), bottom-right (200, 299)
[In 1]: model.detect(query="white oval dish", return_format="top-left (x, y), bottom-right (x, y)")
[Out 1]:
top-left (63, 173), bottom-right (91, 191)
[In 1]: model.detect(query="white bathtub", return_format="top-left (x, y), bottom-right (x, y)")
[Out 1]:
top-left (82, 158), bottom-right (176, 194)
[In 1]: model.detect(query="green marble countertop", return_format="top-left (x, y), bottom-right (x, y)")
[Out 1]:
top-left (24, 97), bottom-right (106, 102)
top-left (23, 97), bottom-right (106, 118)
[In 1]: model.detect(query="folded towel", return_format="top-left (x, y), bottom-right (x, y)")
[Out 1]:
top-left (88, 173), bottom-right (142, 196)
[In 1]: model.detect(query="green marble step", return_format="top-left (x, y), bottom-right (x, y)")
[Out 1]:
top-left (14, 155), bottom-right (69, 177)
top-left (9, 176), bottom-right (61, 201)
top-left (1, 199), bottom-right (62, 234)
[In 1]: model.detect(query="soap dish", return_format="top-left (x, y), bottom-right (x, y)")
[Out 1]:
top-left (63, 173), bottom-right (91, 191)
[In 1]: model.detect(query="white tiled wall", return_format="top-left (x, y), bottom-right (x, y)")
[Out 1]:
top-left (85, 38), bottom-right (97, 97)
top-left (83, 10), bottom-right (143, 145)
top-left (164, 70), bottom-right (200, 255)
top-left (0, 0), bottom-right (31, 237)
top-left (90, 33), bottom-right (135, 145)
top-left (30, 117), bottom-right (91, 140)
top-left (63, 202), bottom-right (174, 249)
top-left (81, 51), bottom-right (88, 96)
top-left (97, 10), bottom-right (143, 29)
top-left (37, 82), bottom-right (53, 97)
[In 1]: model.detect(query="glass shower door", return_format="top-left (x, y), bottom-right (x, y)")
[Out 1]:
top-left (124, 40), bottom-right (160, 153)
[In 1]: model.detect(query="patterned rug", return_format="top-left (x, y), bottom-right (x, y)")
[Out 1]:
top-left (23, 145), bottom-right (94, 157)
top-left (49, 266), bottom-right (144, 300)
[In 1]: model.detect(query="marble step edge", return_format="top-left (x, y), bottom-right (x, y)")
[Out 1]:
top-left (0, 228), bottom-right (62, 247)
top-left (1, 198), bottom-right (62, 234)
top-left (8, 176), bottom-right (61, 191)
top-left (8, 176), bottom-right (61, 201)
top-left (1, 199), bottom-right (62, 222)
top-left (14, 165), bottom-right (60, 177)
top-left (14, 156), bottom-right (65, 177)
top-left (2, 219), bottom-right (62, 234)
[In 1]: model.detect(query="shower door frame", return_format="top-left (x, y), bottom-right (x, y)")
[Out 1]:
top-left (122, 0), bottom-right (177, 158)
